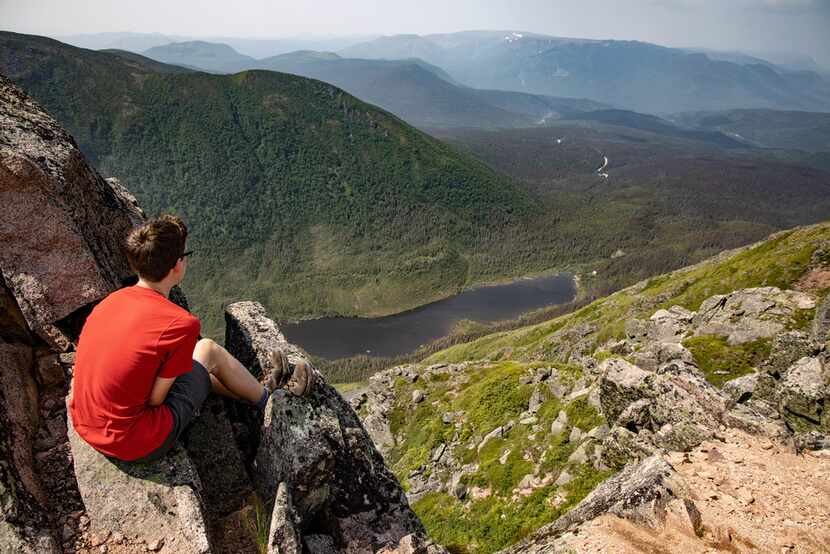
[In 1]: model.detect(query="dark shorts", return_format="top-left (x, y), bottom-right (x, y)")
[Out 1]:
top-left (133, 359), bottom-right (211, 464)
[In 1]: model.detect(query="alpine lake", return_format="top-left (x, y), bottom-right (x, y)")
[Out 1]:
top-left (282, 273), bottom-right (576, 359)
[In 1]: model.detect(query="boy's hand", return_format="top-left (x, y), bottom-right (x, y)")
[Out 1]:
top-left (148, 376), bottom-right (176, 406)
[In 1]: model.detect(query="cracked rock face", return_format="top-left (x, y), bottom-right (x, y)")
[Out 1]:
top-left (0, 280), bottom-right (60, 553)
top-left (0, 76), bottom-right (139, 351)
top-left (225, 301), bottom-right (429, 553)
top-left (778, 356), bottom-right (828, 433)
top-left (691, 287), bottom-right (815, 345)
top-left (598, 357), bottom-right (739, 468)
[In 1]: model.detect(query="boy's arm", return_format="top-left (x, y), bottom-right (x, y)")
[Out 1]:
top-left (152, 314), bottom-right (201, 406)
top-left (148, 376), bottom-right (176, 406)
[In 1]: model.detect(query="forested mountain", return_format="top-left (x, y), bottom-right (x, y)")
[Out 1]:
top-left (341, 31), bottom-right (830, 114)
top-left (258, 54), bottom-right (590, 128)
top-left (0, 31), bottom-right (538, 336)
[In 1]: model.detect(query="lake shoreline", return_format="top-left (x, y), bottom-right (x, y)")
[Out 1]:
top-left (277, 267), bottom-right (580, 326)
top-left (282, 272), bottom-right (578, 360)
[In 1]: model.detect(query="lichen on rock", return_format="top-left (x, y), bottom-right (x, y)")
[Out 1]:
top-left (225, 301), bottom-right (429, 553)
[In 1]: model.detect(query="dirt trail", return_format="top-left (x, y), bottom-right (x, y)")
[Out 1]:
top-left (561, 430), bottom-right (830, 553)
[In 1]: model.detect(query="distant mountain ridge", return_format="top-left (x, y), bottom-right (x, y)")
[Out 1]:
top-left (59, 31), bottom-right (378, 59)
top-left (141, 39), bottom-right (609, 128)
top-left (143, 40), bottom-right (257, 73)
top-left (340, 31), bottom-right (830, 114)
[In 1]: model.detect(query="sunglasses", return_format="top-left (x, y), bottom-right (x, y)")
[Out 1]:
top-left (180, 250), bottom-right (194, 259)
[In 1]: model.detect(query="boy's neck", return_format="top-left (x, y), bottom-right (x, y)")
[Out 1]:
top-left (136, 277), bottom-right (172, 298)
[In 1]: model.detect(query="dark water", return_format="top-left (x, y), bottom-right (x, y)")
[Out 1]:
top-left (282, 273), bottom-right (576, 360)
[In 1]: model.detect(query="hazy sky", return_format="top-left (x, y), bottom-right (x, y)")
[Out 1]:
top-left (3, 0), bottom-right (829, 67)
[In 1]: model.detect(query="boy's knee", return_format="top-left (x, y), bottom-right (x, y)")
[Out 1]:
top-left (193, 338), bottom-right (218, 371)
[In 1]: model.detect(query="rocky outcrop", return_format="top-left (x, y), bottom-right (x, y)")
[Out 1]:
top-left (224, 302), bottom-right (308, 379)
top-left (0, 275), bottom-right (60, 553)
top-left (814, 292), bottom-right (830, 345)
top-left (362, 363), bottom-right (470, 460)
top-left (362, 374), bottom-right (397, 455)
top-left (67, 420), bottom-right (213, 553)
top-left (522, 430), bottom-right (830, 553)
top-left (225, 301), bottom-right (430, 553)
top-left (594, 284), bottom-right (823, 470)
top-left (266, 483), bottom-right (302, 554)
top-left (691, 287), bottom-right (814, 345)
top-left (598, 358), bottom-right (730, 467)
top-left (181, 395), bottom-right (253, 517)
top-left (630, 341), bottom-right (694, 372)
top-left (498, 455), bottom-right (697, 553)
top-left (0, 75), bottom-right (139, 351)
top-left (765, 330), bottom-right (816, 376)
top-left (777, 356), bottom-right (828, 433)
top-left (375, 534), bottom-right (449, 554)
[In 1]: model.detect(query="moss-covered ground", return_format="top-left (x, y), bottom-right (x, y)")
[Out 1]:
top-left (384, 361), bottom-right (608, 553)
top-left (683, 335), bottom-right (772, 387)
top-left (414, 464), bottom-right (611, 554)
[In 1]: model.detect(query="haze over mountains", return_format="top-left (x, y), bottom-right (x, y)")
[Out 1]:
top-left (340, 31), bottom-right (830, 114)
top-left (139, 39), bottom-right (609, 129)
top-left (60, 31), bottom-right (378, 59)
top-left (131, 30), bottom-right (830, 123)
top-left (134, 32), bottom-right (830, 133)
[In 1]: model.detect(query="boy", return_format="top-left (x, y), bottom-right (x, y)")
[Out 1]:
top-left (69, 214), bottom-right (315, 462)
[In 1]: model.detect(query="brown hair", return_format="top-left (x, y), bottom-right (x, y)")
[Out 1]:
top-left (124, 215), bottom-right (188, 282)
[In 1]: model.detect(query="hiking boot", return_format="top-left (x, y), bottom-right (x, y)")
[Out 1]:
top-left (286, 359), bottom-right (317, 397)
top-left (266, 348), bottom-right (292, 391)
top-left (266, 349), bottom-right (317, 397)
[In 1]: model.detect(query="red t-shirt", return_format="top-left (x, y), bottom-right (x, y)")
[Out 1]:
top-left (70, 285), bottom-right (200, 461)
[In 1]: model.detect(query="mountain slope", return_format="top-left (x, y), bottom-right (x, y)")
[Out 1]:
top-left (357, 221), bottom-right (830, 552)
top-left (671, 109), bottom-right (830, 153)
top-left (0, 31), bottom-right (539, 336)
top-left (257, 54), bottom-right (533, 128)
top-left (59, 31), bottom-right (186, 52)
top-left (341, 31), bottom-right (830, 114)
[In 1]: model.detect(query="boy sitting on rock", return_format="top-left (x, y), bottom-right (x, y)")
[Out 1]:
top-left (70, 214), bottom-right (315, 462)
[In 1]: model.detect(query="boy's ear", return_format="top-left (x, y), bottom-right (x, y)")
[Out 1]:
top-left (166, 260), bottom-right (183, 279)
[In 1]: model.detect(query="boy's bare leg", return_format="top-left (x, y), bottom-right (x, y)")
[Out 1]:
top-left (209, 374), bottom-right (239, 400)
top-left (193, 338), bottom-right (265, 404)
